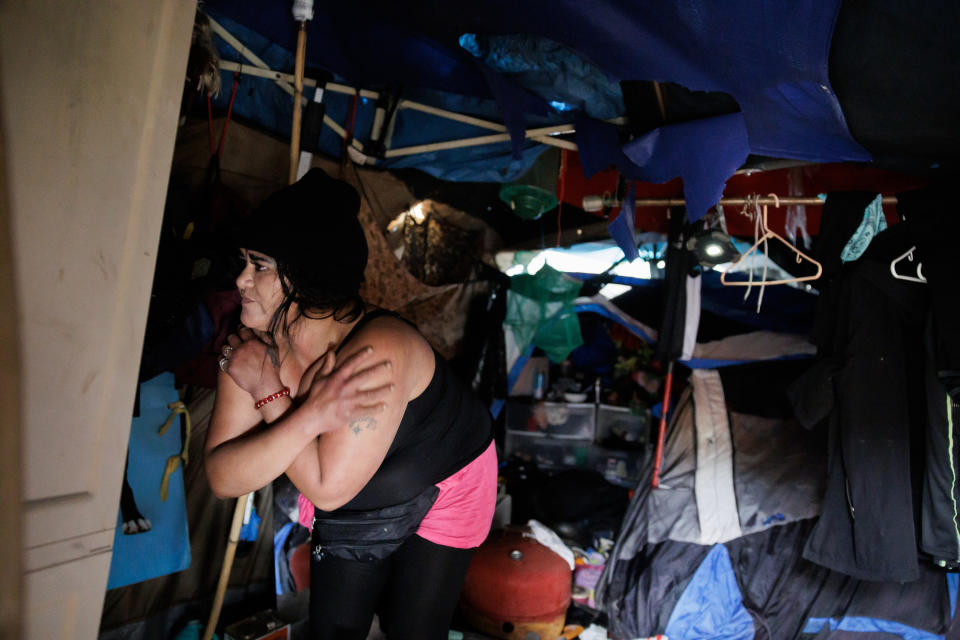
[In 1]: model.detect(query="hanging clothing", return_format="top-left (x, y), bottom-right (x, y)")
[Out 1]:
top-left (791, 185), bottom-right (960, 580)
top-left (899, 185), bottom-right (960, 569)
top-left (795, 250), bottom-right (926, 582)
top-left (900, 185), bottom-right (960, 394)
top-left (839, 193), bottom-right (886, 263)
top-left (921, 312), bottom-right (960, 568)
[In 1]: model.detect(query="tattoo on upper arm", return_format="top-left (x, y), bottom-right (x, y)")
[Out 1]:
top-left (349, 416), bottom-right (377, 435)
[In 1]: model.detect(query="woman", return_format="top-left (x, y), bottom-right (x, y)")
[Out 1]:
top-left (205, 168), bottom-right (497, 640)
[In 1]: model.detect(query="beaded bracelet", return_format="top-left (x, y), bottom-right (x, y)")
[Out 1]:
top-left (254, 387), bottom-right (290, 409)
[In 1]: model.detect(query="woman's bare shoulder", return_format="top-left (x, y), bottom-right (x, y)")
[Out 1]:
top-left (344, 313), bottom-right (434, 395)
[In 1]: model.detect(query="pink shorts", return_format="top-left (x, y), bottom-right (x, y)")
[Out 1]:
top-left (298, 441), bottom-right (498, 550)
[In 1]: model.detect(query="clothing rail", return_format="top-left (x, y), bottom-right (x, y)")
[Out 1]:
top-left (582, 195), bottom-right (899, 212)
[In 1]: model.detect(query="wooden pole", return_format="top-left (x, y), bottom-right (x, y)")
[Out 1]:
top-left (652, 81), bottom-right (668, 122)
top-left (201, 492), bottom-right (251, 640)
top-left (288, 21), bottom-right (308, 184)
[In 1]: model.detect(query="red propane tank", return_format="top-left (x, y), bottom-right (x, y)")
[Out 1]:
top-left (460, 528), bottom-right (572, 640)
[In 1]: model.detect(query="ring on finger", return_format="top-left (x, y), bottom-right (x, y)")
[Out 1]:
top-left (222, 344), bottom-right (234, 356)
top-left (219, 357), bottom-right (230, 372)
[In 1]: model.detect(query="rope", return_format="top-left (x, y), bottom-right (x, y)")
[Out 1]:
top-left (344, 90), bottom-right (360, 152)
top-left (556, 149), bottom-right (568, 247)
top-left (739, 195), bottom-right (759, 303)
top-left (159, 401), bottom-right (192, 502)
top-left (207, 72), bottom-right (241, 157)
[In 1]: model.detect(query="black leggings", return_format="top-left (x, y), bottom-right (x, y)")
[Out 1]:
top-left (309, 534), bottom-right (476, 640)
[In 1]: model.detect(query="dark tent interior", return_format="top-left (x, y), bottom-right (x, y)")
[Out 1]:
top-left (96, 2), bottom-right (960, 639)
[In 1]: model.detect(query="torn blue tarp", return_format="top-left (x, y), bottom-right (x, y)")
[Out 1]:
top-left (608, 185), bottom-right (639, 261)
top-left (458, 33), bottom-right (625, 121)
top-left (577, 113), bottom-right (750, 221)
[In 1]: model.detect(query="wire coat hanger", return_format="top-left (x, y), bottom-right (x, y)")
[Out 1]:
top-left (720, 193), bottom-right (823, 286)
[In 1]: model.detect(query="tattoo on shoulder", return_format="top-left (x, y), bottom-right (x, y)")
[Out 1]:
top-left (349, 416), bottom-right (377, 436)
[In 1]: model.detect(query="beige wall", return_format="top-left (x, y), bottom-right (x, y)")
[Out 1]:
top-left (0, 1), bottom-right (196, 637)
top-left (0, 106), bottom-right (23, 640)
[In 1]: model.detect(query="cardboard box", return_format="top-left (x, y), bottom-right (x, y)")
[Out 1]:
top-left (224, 610), bottom-right (290, 640)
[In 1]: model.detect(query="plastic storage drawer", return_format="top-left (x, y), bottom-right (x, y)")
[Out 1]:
top-left (596, 404), bottom-right (650, 446)
top-left (505, 401), bottom-right (596, 439)
top-left (505, 432), bottom-right (593, 469)
top-left (588, 445), bottom-right (646, 488)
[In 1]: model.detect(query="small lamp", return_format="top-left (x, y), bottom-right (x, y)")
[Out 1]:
top-left (687, 229), bottom-right (739, 267)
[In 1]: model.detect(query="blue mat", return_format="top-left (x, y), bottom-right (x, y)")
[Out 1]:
top-left (106, 372), bottom-right (191, 590)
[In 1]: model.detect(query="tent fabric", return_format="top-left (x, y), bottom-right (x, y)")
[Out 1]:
top-left (642, 367), bottom-right (824, 547)
top-left (692, 370), bottom-right (742, 545)
top-left (664, 545), bottom-right (754, 640)
top-left (202, 0), bottom-right (880, 218)
top-left (505, 291), bottom-right (814, 391)
top-left (596, 358), bottom-right (955, 638)
top-left (802, 617), bottom-right (943, 640)
top-left (690, 330), bottom-right (817, 366)
top-left (601, 517), bottom-right (955, 640)
top-left (681, 275), bottom-right (701, 360)
top-left (203, 12), bottom-right (552, 183)
top-left (457, 33), bottom-right (625, 121)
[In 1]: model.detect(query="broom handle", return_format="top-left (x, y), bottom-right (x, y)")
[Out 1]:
top-left (202, 492), bottom-right (252, 640)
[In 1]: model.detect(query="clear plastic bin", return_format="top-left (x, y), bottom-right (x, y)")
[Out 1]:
top-left (588, 445), bottom-right (646, 488)
top-left (596, 404), bottom-right (650, 446)
top-left (505, 433), bottom-right (646, 488)
top-left (504, 401), bottom-right (596, 439)
top-left (505, 432), bottom-right (593, 469)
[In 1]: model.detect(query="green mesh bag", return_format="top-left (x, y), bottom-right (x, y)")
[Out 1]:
top-left (504, 264), bottom-right (583, 363)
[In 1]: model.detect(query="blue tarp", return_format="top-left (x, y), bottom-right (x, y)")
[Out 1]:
top-left (106, 373), bottom-right (191, 590)
top-left (202, 1), bottom-right (871, 219)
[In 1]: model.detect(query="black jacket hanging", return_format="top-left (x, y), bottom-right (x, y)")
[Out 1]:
top-left (790, 215), bottom-right (929, 582)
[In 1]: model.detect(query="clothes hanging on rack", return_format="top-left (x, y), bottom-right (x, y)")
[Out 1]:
top-left (810, 191), bottom-right (877, 281)
top-left (789, 185), bottom-right (960, 580)
top-left (791, 230), bottom-right (927, 582)
top-left (921, 311), bottom-right (960, 569)
top-left (900, 186), bottom-right (960, 395)
top-left (840, 193), bottom-right (886, 263)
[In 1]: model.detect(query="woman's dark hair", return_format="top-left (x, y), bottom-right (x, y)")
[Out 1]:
top-left (262, 258), bottom-right (365, 348)
top-left (237, 168), bottom-right (368, 348)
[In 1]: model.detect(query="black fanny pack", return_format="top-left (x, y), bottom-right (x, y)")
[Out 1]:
top-left (311, 485), bottom-right (440, 563)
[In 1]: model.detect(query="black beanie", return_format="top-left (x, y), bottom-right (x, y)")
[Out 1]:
top-left (238, 168), bottom-right (367, 297)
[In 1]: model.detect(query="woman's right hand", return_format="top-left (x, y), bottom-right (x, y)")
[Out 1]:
top-left (297, 347), bottom-right (395, 435)
top-left (220, 326), bottom-right (283, 399)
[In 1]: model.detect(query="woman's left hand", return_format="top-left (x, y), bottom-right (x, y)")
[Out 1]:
top-left (219, 326), bottom-right (283, 399)
top-left (297, 347), bottom-right (395, 435)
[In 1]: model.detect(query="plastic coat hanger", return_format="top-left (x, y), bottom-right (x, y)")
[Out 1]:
top-left (890, 246), bottom-right (927, 283)
top-left (721, 193), bottom-right (823, 286)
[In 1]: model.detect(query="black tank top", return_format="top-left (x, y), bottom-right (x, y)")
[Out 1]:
top-left (330, 310), bottom-right (493, 511)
